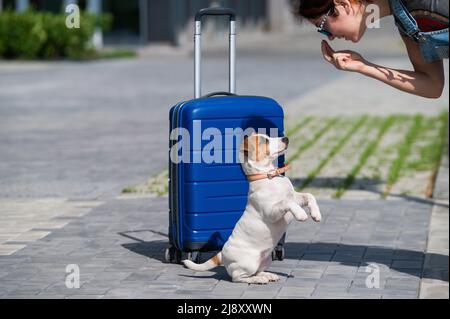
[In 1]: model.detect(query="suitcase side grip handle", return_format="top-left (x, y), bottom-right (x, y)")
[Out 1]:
top-left (195, 8), bottom-right (236, 22)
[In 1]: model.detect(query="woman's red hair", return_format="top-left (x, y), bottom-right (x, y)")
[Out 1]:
top-left (292, 0), bottom-right (366, 20)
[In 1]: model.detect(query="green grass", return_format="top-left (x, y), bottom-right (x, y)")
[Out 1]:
top-left (98, 49), bottom-right (137, 60)
top-left (286, 116), bottom-right (314, 138)
top-left (296, 115), bottom-right (368, 191)
top-left (443, 112), bottom-right (449, 156)
top-left (333, 116), bottom-right (396, 198)
top-left (122, 170), bottom-right (169, 197)
top-left (122, 113), bottom-right (448, 199)
top-left (355, 117), bottom-right (381, 148)
top-left (420, 111), bottom-right (449, 197)
top-left (122, 187), bottom-right (136, 194)
top-left (287, 117), bottom-right (339, 164)
top-left (382, 114), bottom-right (424, 197)
top-left (407, 112), bottom-right (449, 172)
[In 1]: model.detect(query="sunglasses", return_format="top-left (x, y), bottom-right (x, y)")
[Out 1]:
top-left (317, 7), bottom-right (335, 37)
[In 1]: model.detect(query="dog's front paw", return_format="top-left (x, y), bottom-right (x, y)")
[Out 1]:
top-left (304, 193), bottom-right (321, 222)
top-left (311, 211), bottom-right (322, 223)
top-left (291, 205), bottom-right (308, 222)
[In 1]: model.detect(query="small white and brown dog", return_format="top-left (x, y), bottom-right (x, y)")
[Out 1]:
top-left (183, 133), bottom-right (321, 284)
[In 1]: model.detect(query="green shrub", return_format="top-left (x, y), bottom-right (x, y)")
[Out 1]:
top-left (0, 10), bottom-right (112, 59)
top-left (0, 11), bottom-right (47, 59)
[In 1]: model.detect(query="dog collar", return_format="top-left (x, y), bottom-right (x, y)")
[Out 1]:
top-left (247, 165), bottom-right (291, 183)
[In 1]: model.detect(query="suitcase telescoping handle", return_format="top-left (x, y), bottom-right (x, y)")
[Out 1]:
top-left (194, 8), bottom-right (237, 99)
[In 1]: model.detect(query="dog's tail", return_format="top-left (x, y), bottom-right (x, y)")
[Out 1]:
top-left (182, 252), bottom-right (222, 272)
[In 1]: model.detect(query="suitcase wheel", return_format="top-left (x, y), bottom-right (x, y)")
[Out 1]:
top-left (165, 246), bottom-right (183, 264)
top-left (272, 246), bottom-right (285, 261)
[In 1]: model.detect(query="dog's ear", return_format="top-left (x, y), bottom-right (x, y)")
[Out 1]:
top-left (241, 136), bottom-right (250, 159)
top-left (240, 135), bottom-right (256, 163)
top-left (249, 135), bottom-right (262, 162)
top-left (264, 137), bottom-right (270, 156)
top-left (241, 134), bottom-right (266, 162)
top-left (254, 135), bottom-right (260, 162)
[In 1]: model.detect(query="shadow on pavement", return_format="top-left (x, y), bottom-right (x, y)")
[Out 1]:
top-left (119, 233), bottom-right (449, 283)
top-left (291, 177), bottom-right (384, 192)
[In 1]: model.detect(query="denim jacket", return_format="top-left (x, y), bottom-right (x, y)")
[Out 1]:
top-left (389, 0), bottom-right (449, 62)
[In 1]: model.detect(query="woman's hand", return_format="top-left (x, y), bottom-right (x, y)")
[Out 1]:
top-left (321, 40), bottom-right (368, 73)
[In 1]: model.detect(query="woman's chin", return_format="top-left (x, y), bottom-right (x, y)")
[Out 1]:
top-left (343, 35), bottom-right (360, 43)
top-left (351, 35), bottom-right (362, 43)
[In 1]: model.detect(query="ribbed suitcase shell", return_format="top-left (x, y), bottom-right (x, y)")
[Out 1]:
top-left (169, 95), bottom-right (285, 252)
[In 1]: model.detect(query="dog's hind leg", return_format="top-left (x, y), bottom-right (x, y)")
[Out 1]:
top-left (234, 271), bottom-right (279, 284)
top-left (233, 274), bottom-right (270, 285)
top-left (228, 262), bottom-right (270, 285)
top-left (256, 272), bottom-right (280, 282)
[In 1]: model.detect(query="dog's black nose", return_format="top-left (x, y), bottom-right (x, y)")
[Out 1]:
top-left (282, 137), bottom-right (289, 145)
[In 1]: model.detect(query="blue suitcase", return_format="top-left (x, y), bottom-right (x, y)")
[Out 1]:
top-left (165, 8), bottom-right (286, 264)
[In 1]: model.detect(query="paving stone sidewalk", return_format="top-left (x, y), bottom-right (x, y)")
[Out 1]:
top-left (420, 146), bottom-right (449, 299)
top-left (0, 194), bottom-right (444, 299)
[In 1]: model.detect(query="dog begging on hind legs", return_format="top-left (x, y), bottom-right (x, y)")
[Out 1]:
top-left (183, 133), bottom-right (321, 284)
